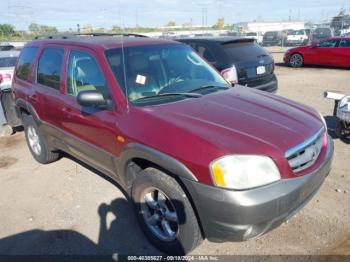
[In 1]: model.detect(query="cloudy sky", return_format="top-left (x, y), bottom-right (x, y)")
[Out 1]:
top-left (2, 0), bottom-right (350, 31)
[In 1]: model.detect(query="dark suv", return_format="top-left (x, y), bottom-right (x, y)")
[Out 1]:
top-left (13, 34), bottom-right (333, 254)
top-left (178, 37), bottom-right (278, 93)
top-left (263, 31), bottom-right (285, 46)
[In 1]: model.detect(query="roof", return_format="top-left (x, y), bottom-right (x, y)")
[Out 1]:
top-left (0, 50), bottom-right (20, 58)
top-left (178, 36), bottom-right (255, 44)
top-left (26, 35), bottom-right (180, 50)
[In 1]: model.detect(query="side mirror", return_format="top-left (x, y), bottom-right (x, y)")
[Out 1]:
top-left (77, 90), bottom-right (107, 108)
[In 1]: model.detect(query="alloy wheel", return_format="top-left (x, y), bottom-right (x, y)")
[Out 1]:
top-left (140, 187), bottom-right (179, 242)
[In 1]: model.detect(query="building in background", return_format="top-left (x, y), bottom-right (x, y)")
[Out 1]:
top-left (247, 21), bottom-right (307, 34)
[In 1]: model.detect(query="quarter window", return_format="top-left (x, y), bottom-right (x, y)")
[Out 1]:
top-left (16, 47), bottom-right (39, 81)
top-left (67, 50), bottom-right (108, 98)
top-left (318, 40), bottom-right (338, 48)
top-left (37, 48), bottom-right (64, 90)
top-left (339, 40), bottom-right (350, 47)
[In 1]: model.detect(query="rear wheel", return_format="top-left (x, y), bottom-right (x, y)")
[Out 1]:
top-left (23, 115), bottom-right (60, 164)
top-left (289, 53), bottom-right (304, 67)
top-left (132, 167), bottom-right (202, 254)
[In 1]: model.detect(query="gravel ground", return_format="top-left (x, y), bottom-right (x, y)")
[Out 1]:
top-left (0, 47), bottom-right (349, 258)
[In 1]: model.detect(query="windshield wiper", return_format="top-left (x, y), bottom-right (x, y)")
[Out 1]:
top-left (133, 92), bottom-right (202, 102)
top-left (189, 85), bottom-right (228, 93)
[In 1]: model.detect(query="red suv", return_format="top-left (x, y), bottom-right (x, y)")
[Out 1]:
top-left (13, 34), bottom-right (333, 254)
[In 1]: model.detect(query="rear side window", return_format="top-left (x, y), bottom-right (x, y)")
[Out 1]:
top-left (221, 42), bottom-right (268, 61)
top-left (195, 44), bottom-right (217, 63)
top-left (37, 48), bottom-right (64, 90)
top-left (339, 40), bottom-right (350, 47)
top-left (16, 47), bottom-right (39, 81)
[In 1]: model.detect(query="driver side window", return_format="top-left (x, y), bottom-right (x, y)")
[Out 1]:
top-left (67, 50), bottom-right (108, 98)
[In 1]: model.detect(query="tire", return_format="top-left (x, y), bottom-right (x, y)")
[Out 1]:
top-left (23, 115), bottom-right (60, 164)
top-left (131, 167), bottom-right (202, 255)
top-left (289, 53), bottom-right (304, 68)
top-left (335, 120), bottom-right (350, 139)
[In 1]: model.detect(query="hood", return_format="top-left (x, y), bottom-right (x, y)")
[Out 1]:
top-left (143, 87), bottom-right (323, 158)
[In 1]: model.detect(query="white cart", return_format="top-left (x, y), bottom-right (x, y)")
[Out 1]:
top-left (324, 91), bottom-right (350, 138)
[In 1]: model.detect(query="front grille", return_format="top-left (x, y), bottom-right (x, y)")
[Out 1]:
top-left (285, 128), bottom-right (324, 172)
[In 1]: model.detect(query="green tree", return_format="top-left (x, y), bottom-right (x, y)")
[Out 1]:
top-left (0, 24), bottom-right (15, 36)
top-left (166, 21), bottom-right (176, 27)
top-left (213, 17), bottom-right (225, 29)
top-left (28, 23), bottom-right (57, 35)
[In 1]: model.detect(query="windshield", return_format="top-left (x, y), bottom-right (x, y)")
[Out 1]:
top-left (105, 44), bottom-right (228, 105)
top-left (0, 57), bottom-right (17, 67)
top-left (291, 30), bottom-right (304, 35)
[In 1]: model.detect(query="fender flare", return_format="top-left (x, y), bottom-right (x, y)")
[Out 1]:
top-left (15, 98), bottom-right (41, 122)
top-left (118, 143), bottom-right (198, 184)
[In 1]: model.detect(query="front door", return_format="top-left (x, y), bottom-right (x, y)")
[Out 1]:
top-left (61, 48), bottom-right (120, 177)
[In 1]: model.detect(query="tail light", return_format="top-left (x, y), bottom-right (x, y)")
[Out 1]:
top-left (220, 65), bottom-right (238, 84)
top-left (0, 73), bottom-right (12, 82)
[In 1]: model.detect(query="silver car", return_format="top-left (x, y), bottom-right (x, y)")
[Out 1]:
top-left (0, 50), bottom-right (20, 130)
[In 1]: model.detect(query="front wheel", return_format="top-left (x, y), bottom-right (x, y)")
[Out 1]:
top-left (289, 53), bottom-right (304, 68)
top-left (131, 167), bottom-right (202, 254)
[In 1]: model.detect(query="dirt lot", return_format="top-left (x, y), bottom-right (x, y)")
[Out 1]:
top-left (0, 47), bottom-right (349, 258)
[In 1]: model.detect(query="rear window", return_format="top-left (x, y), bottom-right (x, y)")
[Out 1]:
top-left (291, 30), bottom-right (304, 35)
top-left (313, 28), bottom-right (331, 37)
top-left (16, 47), bottom-right (39, 81)
top-left (246, 32), bottom-right (257, 36)
top-left (265, 31), bottom-right (278, 36)
top-left (221, 41), bottom-right (269, 61)
top-left (0, 57), bottom-right (17, 67)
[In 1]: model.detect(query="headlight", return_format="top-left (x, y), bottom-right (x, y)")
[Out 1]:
top-left (210, 155), bottom-right (281, 190)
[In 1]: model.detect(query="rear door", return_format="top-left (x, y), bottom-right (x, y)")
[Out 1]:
top-left (60, 48), bottom-right (119, 176)
top-left (335, 39), bottom-right (350, 67)
top-left (312, 39), bottom-right (339, 66)
top-left (34, 46), bottom-right (66, 141)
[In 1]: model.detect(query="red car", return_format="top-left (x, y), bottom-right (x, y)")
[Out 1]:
top-left (284, 37), bottom-right (350, 68)
top-left (12, 34), bottom-right (333, 254)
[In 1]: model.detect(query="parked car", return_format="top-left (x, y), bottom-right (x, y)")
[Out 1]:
top-left (284, 37), bottom-right (350, 68)
top-left (310, 28), bottom-right (334, 44)
top-left (178, 37), bottom-right (278, 93)
top-left (13, 34), bottom-right (333, 254)
top-left (0, 44), bottom-right (15, 51)
top-left (286, 29), bottom-right (309, 46)
top-left (0, 50), bottom-right (22, 130)
top-left (262, 31), bottom-right (286, 46)
top-left (245, 32), bottom-right (263, 44)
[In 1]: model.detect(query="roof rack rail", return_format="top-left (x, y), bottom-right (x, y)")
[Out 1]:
top-left (33, 33), bottom-right (148, 40)
top-left (75, 33), bottom-right (148, 37)
top-left (34, 34), bottom-right (73, 40)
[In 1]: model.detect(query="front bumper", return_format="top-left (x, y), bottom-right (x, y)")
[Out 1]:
top-left (182, 135), bottom-right (333, 242)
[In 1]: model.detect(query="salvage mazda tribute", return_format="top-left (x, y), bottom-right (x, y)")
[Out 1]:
top-left (12, 34), bottom-right (333, 254)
